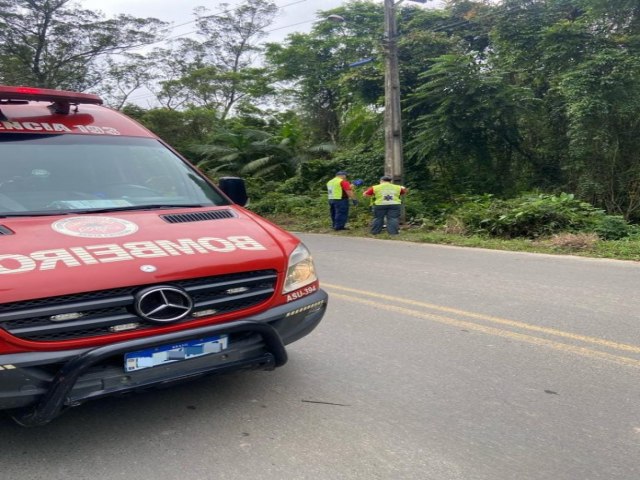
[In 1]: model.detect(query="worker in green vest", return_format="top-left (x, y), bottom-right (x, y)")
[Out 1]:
top-left (363, 175), bottom-right (407, 235)
top-left (327, 170), bottom-right (358, 231)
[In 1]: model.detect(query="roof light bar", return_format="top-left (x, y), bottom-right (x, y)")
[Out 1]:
top-left (0, 85), bottom-right (103, 105)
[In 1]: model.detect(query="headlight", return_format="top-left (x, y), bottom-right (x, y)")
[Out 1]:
top-left (283, 243), bottom-right (318, 294)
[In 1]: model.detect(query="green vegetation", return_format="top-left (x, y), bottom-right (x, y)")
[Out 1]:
top-left (3, 0), bottom-right (640, 261)
top-left (248, 188), bottom-right (640, 262)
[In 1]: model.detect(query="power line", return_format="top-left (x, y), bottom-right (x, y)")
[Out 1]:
top-left (266, 18), bottom-right (315, 33)
top-left (113, 2), bottom-right (521, 105)
top-left (420, 2), bottom-right (525, 34)
top-left (164, 0), bottom-right (309, 32)
top-left (106, 1), bottom-right (319, 104)
top-left (117, 0), bottom-right (310, 53)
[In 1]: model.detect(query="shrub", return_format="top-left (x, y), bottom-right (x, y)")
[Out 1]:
top-left (449, 192), bottom-right (605, 238)
top-left (248, 192), bottom-right (318, 216)
top-left (445, 194), bottom-right (502, 234)
top-left (247, 189), bottom-right (372, 231)
top-left (595, 215), bottom-right (630, 240)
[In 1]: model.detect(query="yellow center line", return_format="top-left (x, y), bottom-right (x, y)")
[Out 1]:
top-left (323, 283), bottom-right (640, 354)
top-left (328, 292), bottom-right (640, 368)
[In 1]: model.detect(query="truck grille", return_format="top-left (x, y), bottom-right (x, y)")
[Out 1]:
top-left (160, 209), bottom-right (236, 224)
top-left (0, 270), bottom-right (278, 342)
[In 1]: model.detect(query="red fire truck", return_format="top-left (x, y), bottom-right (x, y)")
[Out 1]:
top-left (0, 86), bottom-right (327, 426)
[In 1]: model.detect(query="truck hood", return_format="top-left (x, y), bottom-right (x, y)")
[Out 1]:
top-left (0, 208), bottom-right (290, 303)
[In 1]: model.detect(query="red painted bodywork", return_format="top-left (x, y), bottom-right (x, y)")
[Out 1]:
top-left (0, 102), bottom-right (152, 137)
top-left (0, 87), bottom-right (312, 354)
top-left (0, 209), bottom-right (290, 302)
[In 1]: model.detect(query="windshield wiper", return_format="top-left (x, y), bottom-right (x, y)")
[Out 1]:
top-left (72, 204), bottom-right (208, 214)
top-left (0, 211), bottom-right (70, 218)
top-left (0, 204), bottom-right (208, 218)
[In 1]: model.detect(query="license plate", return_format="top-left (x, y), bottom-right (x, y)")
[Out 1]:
top-left (124, 335), bottom-right (228, 372)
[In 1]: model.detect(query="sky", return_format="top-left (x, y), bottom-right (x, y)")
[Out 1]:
top-left (76, 0), bottom-right (346, 106)
top-left (77, 0), bottom-right (435, 106)
top-left (80, 0), bottom-right (348, 44)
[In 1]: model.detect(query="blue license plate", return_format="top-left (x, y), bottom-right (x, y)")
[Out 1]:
top-left (124, 335), bottom-right (228, 372)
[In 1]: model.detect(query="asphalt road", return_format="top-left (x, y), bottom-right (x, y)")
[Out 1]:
top-left (2, 234), bottom-right (640, 480)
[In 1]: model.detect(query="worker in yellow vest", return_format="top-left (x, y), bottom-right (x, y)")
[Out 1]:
top-left (363, 175), bottom-right (407, 235)
top-left (326, 170), bottom-right (358, 231)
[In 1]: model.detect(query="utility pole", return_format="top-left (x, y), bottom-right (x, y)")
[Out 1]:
top-left (332, 0), bottom-right (427, 199)
top-left (383, 0), bottom-right (403, 187)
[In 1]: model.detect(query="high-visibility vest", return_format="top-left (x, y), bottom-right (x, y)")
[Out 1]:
top-left (372, 183), bottom-right (403, 205)
top-left (327, 177), bottom-right (345, 199)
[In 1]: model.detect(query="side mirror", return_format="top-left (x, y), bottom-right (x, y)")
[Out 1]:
top-left (218, 176), bottom-right (248, 206)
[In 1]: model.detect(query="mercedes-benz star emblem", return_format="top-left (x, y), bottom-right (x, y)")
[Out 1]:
top-left (134, 286), bottom-right (193, 323)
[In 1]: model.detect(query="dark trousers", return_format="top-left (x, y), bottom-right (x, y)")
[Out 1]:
top-left (371, 204), bottom-right (401, 234)
top-left (329, 199), bottom-right (349, 230)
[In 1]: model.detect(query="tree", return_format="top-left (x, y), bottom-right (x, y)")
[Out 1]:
top-left (490, 0), bottom-right (640, 214)
top-left (136, 107), bottom-right (223, 160)
top-left (192, 127), bottom-right (297, 180)
top-left (264, 2), bottom-right (460, 169)
top-left (157, 0), bottom-right (277, 118)
top-left (406, 53), bottom-right (535, 195)
top-left (100, 54), bottom-right (159, 110)
top-left (265, 2), bottom-right (385, 144)
top-left (0, 0), bottom-right (166, 91)
top-left (148, 45), bottom-right (199, 110)
top-left (559, 49), bottom-right (640, 220)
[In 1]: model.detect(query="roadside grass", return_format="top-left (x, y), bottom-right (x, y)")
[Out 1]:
top-left (263, 213), bottom-right (640, 262)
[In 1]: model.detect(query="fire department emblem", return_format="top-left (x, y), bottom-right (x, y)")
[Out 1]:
top-left (52, 216), bottom-right (138, 238)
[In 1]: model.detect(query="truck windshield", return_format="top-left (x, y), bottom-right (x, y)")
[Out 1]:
top-left (0, 134), bottom-right (229, 215)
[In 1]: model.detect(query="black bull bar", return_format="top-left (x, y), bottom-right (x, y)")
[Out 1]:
top-left (11, 321), bottom-right (288, 427)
